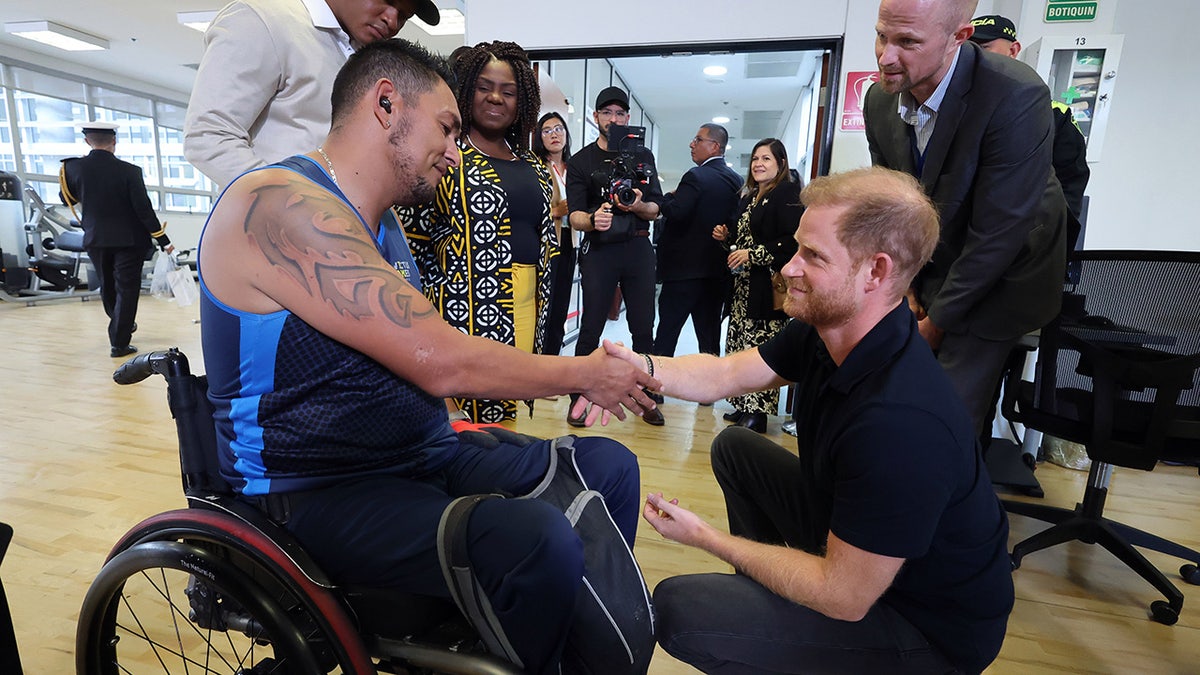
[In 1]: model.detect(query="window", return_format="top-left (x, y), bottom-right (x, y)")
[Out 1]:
top-left (14, 89), bottom-right (86, 176)
top-left (94, 107), bottom-right (158, 185)
top-left (0, 58), bottom-right (217, 219)
top-left (0, 87), bottom-right (14, 172)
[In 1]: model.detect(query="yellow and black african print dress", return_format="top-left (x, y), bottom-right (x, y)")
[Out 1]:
top-left (402, 141), bottom-right (557, 423)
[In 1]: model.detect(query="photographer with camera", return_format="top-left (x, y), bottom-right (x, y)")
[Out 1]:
top-left (566, 86), bottom-right (666, 427)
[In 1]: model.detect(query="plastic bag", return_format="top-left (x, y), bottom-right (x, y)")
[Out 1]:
top-left (150, 251), bottom-right (175, 299)
top-left (167, 265), bottom-right (199, 307)
top-left (1044, 435), bottom-right (1091, 471)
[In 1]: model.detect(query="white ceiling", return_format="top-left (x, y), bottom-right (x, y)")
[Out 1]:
top-left (0, 0), bottom-right (823, 184)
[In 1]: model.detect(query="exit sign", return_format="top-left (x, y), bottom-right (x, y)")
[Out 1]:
top-left (1046, 0), bottom-right (1098, 22)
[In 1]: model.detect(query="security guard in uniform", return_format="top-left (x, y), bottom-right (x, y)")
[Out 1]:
top-left (60, 122), bottom-right (173, 357)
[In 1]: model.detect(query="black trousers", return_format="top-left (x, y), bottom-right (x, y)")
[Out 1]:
top-left (653, 276), bottom-right (725, 357)
top-left (87, 245), bottom-right (146, 349)
top-left (542, 244), bottom-right (576, 356)
top-left (574, 236), bottom-right (656, 356)
top-left (651, 426), bottom-right (960, 674)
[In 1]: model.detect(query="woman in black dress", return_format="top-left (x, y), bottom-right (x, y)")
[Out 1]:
top-left (712, 138), bottom-right (803, 433)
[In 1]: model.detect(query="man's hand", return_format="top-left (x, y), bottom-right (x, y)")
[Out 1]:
top-left (917, 316), bottom-right (944, 350)
top-left (602, 338), bottom-right (645, 371)
top-left (643, 492), bottom-right (714, 548)
top-left (592, 203), bottom-right (613, 232)
top-left (576, 346), bottom-right (660, 423)
top-left (712, 224), bottom-right (729, 242)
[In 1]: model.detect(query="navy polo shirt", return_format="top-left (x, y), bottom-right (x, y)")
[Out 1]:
top-left (759, 301), bottom-right (1014, 674)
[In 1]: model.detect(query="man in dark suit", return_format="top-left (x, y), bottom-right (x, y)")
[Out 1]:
top-left (864, 0), bottom-right (1068, 434)
top-left (654, 123), bottom-right (743, 357)
top-left (60, 122), bottom-right (173, 357)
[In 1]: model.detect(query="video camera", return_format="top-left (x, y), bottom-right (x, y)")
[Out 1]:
top-left (606, 124), bottom-right (653, 207)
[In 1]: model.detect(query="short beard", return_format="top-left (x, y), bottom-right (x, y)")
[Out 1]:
top-left (785, 278), bottom-right (857, 328)
top-left (386, 117), bottom-right (436, 206)
top-left (877, 71), bottom-right (910, 95)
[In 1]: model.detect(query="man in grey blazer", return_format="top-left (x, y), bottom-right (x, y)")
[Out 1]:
top-left (863, 0), bottom-right (1068, 434)
top-left (184, 0), bottom-right (439, 187)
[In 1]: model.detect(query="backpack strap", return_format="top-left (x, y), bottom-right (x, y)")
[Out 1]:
top-left (436, 493), bottom-right (524, 670)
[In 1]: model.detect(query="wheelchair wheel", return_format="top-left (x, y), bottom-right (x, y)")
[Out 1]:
top-left (77, 539), bottom-right (335, 674)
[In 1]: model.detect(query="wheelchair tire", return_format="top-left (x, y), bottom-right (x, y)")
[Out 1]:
top-left (77, 539), bottom-right (331, 674)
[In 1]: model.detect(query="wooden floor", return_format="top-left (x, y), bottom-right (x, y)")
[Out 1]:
top-left (1, 295), bottom-right (1198, 674)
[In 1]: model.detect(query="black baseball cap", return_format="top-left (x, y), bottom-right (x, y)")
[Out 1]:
top-left (414, 0), bottom-right (440, 26)
top-left (970, 15), bottom-right (1018, 43)
top-left (595, 86), bottom-right (629, 111)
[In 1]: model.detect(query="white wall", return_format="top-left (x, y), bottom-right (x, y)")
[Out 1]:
top-left (829, 0), bottom-right (1198, 252)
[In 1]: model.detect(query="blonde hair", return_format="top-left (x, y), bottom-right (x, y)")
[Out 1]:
top-left (800, 167), bottom-right (939, 289)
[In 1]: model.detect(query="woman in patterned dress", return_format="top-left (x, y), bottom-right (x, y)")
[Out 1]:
top-left (712, 138), bottom-right (803, 433)
top-left (403, 41), bottom-right (556, 423)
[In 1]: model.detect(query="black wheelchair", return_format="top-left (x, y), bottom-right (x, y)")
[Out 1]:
top-left (76, 348), bottom-right (521, 674)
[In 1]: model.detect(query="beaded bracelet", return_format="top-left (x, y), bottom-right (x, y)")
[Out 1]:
top-left (641, 353), bottom-right (655, 377)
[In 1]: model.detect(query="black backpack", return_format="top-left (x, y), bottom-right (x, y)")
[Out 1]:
top-left (438, 434), bottom-right (655, 674)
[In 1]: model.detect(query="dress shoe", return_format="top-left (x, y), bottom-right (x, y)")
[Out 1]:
top-left (641, 406), bottom-right (665, 426)
top-left (723, 411), bottom-right (744, 423)
top-left (781, 420), bottom-right (798, 437)
top-left (739, 412), bottom-right (767, 434)
top-left (645, 389), bottom-right (665, 405)
top-left (111, 345), bottom-right (138, 358)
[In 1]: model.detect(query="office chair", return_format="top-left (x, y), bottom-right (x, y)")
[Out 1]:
top-left (1001, 250), bottom-right (1200, 625)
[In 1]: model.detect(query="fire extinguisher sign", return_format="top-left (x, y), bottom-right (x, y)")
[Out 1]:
top-left (841, 71), bottom-right (880, 131)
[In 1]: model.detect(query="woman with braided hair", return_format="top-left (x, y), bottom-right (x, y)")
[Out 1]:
top-left (402, 41), bottom-right (556, 424)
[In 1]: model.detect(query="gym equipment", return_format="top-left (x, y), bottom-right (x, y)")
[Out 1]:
top-left (1, 185), bottom-right (99, 304)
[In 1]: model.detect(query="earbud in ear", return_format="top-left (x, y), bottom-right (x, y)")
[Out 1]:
top-left (380, 97), bottom-right (392, 113)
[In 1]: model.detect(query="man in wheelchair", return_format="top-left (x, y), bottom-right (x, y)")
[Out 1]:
top-left (196, 39), bottom-right (659, 675)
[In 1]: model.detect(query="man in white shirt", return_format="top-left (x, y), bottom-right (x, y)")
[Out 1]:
top-left (184, 0), bottom-right (437, 187)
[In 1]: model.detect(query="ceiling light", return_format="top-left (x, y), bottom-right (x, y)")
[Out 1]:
top-left (712, 115), bottom-right (731, 124)
top-left (703, 65), bottom-right (727, 77)
top-left (4, 21), bottom-right (108, 51)
top-left (413, 9), bottom-right (465, 36)
top-left (177, 11), bottom-right (218, 33)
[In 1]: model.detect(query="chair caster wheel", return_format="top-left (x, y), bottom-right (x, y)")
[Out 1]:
top-left (1150, 600), bottom-right (1179, 626)
top-left (1181, 563), bottom-right (1200, 585)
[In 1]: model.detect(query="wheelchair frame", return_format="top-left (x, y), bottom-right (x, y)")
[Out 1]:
top-left (75, 348), bottom-right (520, 674)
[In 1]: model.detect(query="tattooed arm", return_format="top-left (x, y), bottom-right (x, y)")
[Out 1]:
top-left (200, 169), bottom-right (658, 414)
